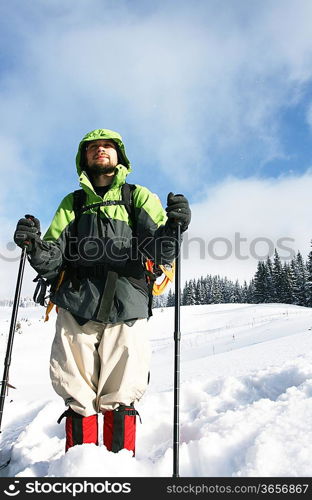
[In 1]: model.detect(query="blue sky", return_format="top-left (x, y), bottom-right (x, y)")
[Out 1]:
top-left (2, 0), bottom-right (312, 297)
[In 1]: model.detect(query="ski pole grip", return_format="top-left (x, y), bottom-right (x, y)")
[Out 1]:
top-left (25, 214), bottom-right (35, 221)
top-left (23, 214), bottom-right (36, 248)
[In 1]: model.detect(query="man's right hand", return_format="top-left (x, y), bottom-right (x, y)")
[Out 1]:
top-left (14, 215), bottom-right (41, 253)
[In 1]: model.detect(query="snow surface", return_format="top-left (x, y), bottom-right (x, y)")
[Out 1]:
top-left (1, 303), bottom-right (312, 477)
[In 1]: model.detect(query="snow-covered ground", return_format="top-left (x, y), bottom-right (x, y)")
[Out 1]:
top-left (1, 302), bottom-right (312, 477)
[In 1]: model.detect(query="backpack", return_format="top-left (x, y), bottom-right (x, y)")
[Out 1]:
top-left (72, 183), bottom-right (175, 294)
top-left (34, 183), bottom-right (174, 321)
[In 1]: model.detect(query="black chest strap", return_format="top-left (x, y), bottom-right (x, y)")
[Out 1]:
top-left (73, 183), bottom-right (136, 224)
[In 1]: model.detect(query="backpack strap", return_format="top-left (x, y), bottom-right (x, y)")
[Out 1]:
top-left (72, 189), bottom-right (86, 240)
top-left (72, 184), bottom-right (137, 227)
top-left (73, 189), bottom-right (86, 218)
top-left (121, 183), bottom-right (137, 232)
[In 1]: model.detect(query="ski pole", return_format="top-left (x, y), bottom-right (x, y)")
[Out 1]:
top-left (173, 222), bottom-right (181, 478)
top-left (0, 217), bottom-right (33, 433)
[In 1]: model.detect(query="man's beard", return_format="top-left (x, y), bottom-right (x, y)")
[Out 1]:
top-left (88, 164), bottom-right (116, 176)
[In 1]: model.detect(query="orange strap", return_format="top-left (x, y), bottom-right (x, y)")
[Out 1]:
top-left (145, 260), bottom-right (175, 296)
top-left (44, 271), bottom-right (65, 322)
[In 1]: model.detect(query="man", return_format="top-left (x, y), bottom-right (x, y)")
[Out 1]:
top-left (14, 128), bottom-right (191, 455)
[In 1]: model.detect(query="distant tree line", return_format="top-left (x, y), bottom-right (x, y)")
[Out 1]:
top-left (251, 249), bottom-right (312, 306)
top-left (0, 297), bottom-right (39, 307)
top-left (154, 247), bottom-right (312, 308)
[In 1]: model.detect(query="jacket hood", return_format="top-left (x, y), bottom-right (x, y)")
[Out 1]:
top-left (75, 128), bottom-right (131, 176)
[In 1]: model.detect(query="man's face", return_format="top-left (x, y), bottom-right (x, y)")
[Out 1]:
top-left (85, 139), bottom-right (119, 174)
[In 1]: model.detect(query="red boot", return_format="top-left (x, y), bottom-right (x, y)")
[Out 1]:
top-left (103, 404), bottom-right (140, 456)
top-left (58, 408), bottom-right (98, 452)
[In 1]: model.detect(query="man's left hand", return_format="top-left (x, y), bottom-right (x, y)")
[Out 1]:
top-left (166, 192), bottom-right (191, 232)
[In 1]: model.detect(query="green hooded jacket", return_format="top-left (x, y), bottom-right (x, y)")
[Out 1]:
top-left (28, 129), bottom-right (177, 324)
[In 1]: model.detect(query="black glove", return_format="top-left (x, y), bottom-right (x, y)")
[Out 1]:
top-left (14, 215), bottom-right (41, 253)
top-left (165, 192), bottom-right (191, 232)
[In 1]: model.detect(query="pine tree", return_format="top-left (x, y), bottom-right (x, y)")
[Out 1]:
top-left (253, 261), bottom-right (270, 303)
top-left (233, 280), bottom-right (243, 303)
top-left (290, 257), bottom-right (300, 305)
top-left (272, 250), bottom-right (283, 302)
top-left (306, 241), bottom-right (312, 307)
top-left (281, 262), bottom-right (294, 304)
top-left (195, 277), bottom-right (206, 305)
top-left (166, 288), bottom-right (175, 307)
top-left (211, 276), bottom-right (223, 303)
top-left (241, 281), bottom-right (249, 303)
top-left (220, 277), bottom-right (231, 303)
top-left (247, 279), bottom-right (256, 303)
top-left (295, 251), bottom-right (309, 306)
top-left (204, 276), bottom-right (213, 304)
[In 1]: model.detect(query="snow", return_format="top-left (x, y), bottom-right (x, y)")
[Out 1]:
top-left (1, 303), bottom-right (312, 477)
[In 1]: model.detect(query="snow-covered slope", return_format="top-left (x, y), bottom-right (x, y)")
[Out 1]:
top-left (1, 303), bottom-right (312, 477)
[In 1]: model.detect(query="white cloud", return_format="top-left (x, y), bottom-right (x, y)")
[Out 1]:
top-left (180, 172), bottom-right (312, 285)
top-left (2, 0), bottom-right (312, 192)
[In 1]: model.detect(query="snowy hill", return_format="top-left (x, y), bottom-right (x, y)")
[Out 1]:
top-left (1, 303), bottom-right (312, 477)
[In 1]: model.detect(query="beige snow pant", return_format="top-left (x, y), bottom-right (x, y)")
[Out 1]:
top-left (50, 308), bottom-right (151, 417)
